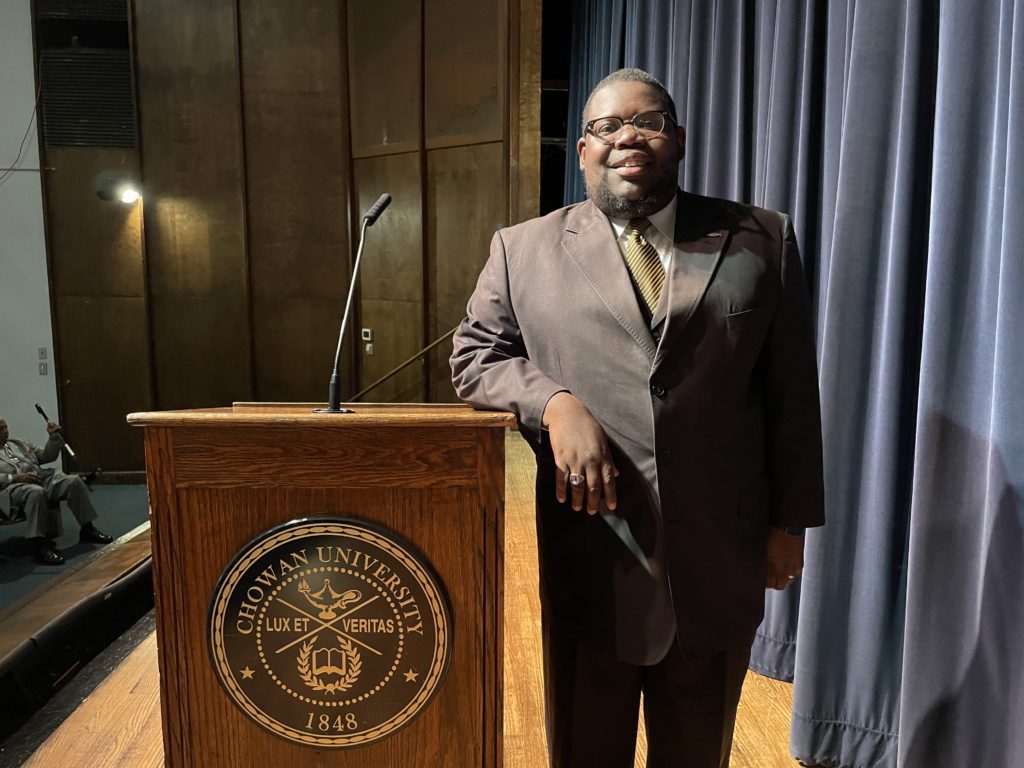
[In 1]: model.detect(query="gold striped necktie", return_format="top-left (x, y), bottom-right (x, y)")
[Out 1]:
top-left (624, 217), bottom-right (665, 313)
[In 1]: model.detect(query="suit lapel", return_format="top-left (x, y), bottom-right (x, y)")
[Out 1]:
top-left (562, 201), bottom-right (658, 357)
top-left (0, 442), bottom-right (22, 472)
top-left (653, 192), bottom-right (727, 370)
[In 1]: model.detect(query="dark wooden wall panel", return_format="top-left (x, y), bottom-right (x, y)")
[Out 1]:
top-left (425, 0), bottom-right (503, 147)
top-left (425, 142), bottom-right (505, 402)
top-left (512, 0), bottom-right (542, 224)
top-left (54, 297), bottom-right (149, 470)
top-left (133, 0), bottom-right (252, 410)
top-left (359, 299), bottom-right (427, 402)
top-left (239, 1), bottom-right (352, 402)
top-left (43, 147), bottom-right (151, 470)
top-left (348, 0), bottom-right (421, 157)
top-left (354, 153), bottom-right (424, 402)
top-left (238, 0), bottom-right (342, 92)
top-left (47, 148), bottom-right (145, 296)
top-left (355, 154), bottom-right (423, 303)
top-left (148, 294), bottom-right (250, 409)
top-left (248, 298), bottom-right (347, 400)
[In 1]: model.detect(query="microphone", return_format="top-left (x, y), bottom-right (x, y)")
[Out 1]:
top-left (316, 193), bottom-right (393, 413)
top-left (363, 193), bottom-right (391, 226)
top-left (34, 403), bottom-right (76, 457)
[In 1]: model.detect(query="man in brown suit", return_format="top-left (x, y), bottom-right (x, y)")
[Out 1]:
top-left (451, 68), bottom-right (824, 767)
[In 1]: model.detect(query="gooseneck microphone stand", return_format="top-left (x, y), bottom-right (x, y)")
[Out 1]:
top-left (316, 193), bottom-right (392, 413)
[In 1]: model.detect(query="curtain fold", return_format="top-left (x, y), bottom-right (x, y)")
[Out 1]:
top-left (898, 1), bottom-right (1024, 764)
top-left (564, 1), bottom-right (1024, 766)
top-left (791, 1), bottom-right (936, 763)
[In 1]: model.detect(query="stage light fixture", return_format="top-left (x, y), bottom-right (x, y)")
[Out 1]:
top-left (95, 172), bottom-right (141, 204)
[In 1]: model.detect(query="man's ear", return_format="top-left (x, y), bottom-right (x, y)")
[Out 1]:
top-left (576, 136), bottom-right (587, 169)
top-left (676, 125), bottom-right (686, 157)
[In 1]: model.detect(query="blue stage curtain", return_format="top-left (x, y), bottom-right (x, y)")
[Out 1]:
top-left (564, 2), bottom-right (1024, 766)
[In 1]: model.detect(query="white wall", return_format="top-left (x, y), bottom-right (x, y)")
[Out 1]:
top-left (0, 1), bottom-right (59, 446)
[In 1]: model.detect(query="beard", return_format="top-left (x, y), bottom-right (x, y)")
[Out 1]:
top-left (584, 169), bottom-right (679, 219)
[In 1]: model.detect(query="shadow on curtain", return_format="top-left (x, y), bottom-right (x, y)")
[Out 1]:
top-left (563, 1), bottom-right (1023, 766)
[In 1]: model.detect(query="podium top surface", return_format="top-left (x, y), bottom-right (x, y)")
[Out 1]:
top-left (126, 402), bottom-right (517, 429)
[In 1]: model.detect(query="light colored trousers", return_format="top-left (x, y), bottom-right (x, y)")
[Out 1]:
top-left (6, 473), bottom-right (98, 539)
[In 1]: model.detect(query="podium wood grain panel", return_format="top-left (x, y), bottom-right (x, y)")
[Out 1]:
top-left (478, 427), bottom-right (506, 768)
top-left (161, 488), bottom-right (482, 765)
top-left (134, 406), bottom-right (508, 766)
top-left (142, 426), bottom-right (192, 765)
top-left (169, 425), bottom-right (478, 487)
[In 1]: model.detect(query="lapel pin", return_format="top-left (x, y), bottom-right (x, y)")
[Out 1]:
top-left (706, 231), bottom-right (723, 238)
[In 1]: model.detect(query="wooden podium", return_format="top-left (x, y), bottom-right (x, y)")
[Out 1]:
top-left (128, 403), bottom-right (516, 767)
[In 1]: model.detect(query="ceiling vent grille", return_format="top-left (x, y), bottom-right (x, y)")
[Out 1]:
top-left (39, 48), bottom-right (135, 148)
top-left (36, 0), bottom-right (127, 22)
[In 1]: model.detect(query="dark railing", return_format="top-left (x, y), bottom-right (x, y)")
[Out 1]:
top-left (350, 326), bottom-right (459, 402)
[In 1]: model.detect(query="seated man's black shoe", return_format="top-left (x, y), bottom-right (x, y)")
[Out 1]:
top-left (79, 523), bottom-right (113, 545)
top-left (32, 539), bottom-right (65, 565)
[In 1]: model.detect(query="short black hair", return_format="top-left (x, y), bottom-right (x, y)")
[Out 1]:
top-left (581, 68), bottom-right (679, 133)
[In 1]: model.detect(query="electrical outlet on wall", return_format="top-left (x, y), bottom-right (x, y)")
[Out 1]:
top-left (39, 362), bottom-right (48, 375)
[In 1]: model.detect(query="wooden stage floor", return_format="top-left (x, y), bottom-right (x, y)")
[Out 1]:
top-left (22, 432), bottom-right (800, 767)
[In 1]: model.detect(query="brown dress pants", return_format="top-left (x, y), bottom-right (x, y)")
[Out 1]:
top-left (543, 619), bottom-right (753, 768)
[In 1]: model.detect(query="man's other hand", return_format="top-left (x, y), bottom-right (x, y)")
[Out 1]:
top-left (541, 392), bottom-right (619, 514)
top-left (46, 421), bottom-right (62, 436)
top-left (766, 527), bottom-right (804, 590)
top-left (12, 472), bottom-right (41, 485)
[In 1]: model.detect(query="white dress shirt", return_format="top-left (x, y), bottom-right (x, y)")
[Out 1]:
top-left (607, 196), bottom-right (679, 272)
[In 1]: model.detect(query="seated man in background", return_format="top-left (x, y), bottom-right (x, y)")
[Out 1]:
top-left (0, 417), bottom-right (112, 565)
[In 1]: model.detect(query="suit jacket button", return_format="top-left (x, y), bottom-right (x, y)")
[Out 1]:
top-left (650, 383), bottom-right (667, 399)
top-left (658, 449), bottom-right (672, 465)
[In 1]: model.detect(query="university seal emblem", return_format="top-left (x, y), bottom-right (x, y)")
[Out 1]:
top-left (208, 518), bottom-right (452, 748)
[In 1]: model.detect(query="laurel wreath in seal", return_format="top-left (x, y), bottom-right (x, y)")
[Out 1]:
top-left (297, 635), bottom-right (362, 694)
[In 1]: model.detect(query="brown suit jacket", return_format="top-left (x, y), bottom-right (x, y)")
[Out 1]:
top-left (451, 190), bottom-right (824, 664)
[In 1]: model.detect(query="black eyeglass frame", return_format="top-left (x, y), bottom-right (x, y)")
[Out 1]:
top-left (583, 110), bottom-right (675, 143)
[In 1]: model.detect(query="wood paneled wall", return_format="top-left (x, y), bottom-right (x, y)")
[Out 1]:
top-left (350, 0), bottom-right (536, 403)
top-left (422, 0), bottom-right (506, 402)
top-left (42, 0), bottom-right (538, 469)
top-left (133, 0), bottom-right (252, 411)
top-left (348, 0), bottom-right (420, 158)
top-left (44, 148), bottom-right (151, 471)
top-left (353, 152), bottom-right (425, 403)
top-left (238, 1), bottom-right (352, 403)
top-left (424, 0), bottom-right (503, 148)
top-left (425, 143), bottom-right (506, 400)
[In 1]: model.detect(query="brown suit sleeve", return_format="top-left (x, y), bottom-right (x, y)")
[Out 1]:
top-left (451, 229), bottom-right (567, 435)
top-left (763, 214), bottom-right (825, 528)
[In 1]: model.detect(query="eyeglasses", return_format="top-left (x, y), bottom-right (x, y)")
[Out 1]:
top-left (584, 111), bottom-right (673, 144)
